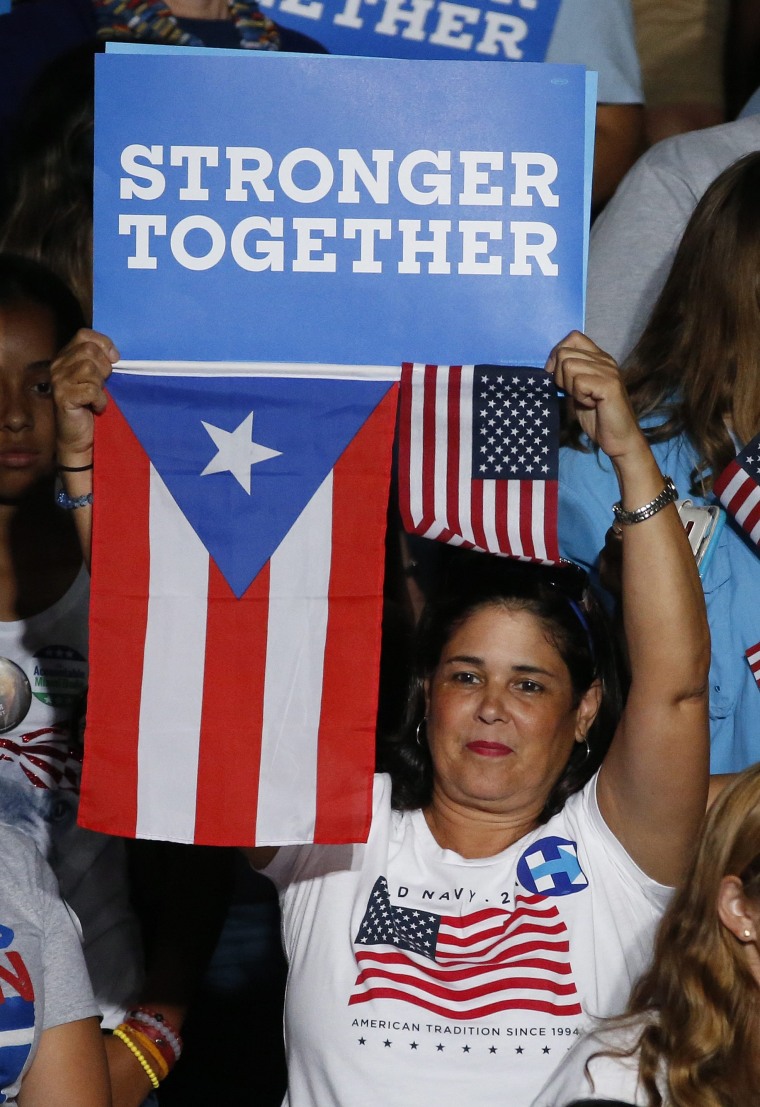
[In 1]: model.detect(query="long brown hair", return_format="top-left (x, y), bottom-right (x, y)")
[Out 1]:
top-left (570, 153), bottom-right (760, 495)
top-left (598, 765), bottom-right (760, 1106)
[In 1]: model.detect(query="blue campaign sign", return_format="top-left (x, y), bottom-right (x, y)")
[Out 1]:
top-left (94, 52), bottom-right (592, 366)
top-left (265, 0), bottom-right (560, 63)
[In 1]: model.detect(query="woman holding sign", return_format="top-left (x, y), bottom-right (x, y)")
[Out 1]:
top-left (52, 328), bottom-right (709, 1106)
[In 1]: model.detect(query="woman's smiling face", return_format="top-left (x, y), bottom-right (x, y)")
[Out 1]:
top-left (424, 602), bottom-right (599, 821)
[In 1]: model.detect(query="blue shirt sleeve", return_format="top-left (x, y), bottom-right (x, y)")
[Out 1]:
top-left (546, 0), bottom-right (643, 104)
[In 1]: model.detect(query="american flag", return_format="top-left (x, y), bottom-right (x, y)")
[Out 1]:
top-left (349, 876), bottom-right (581, 1019)
top-left (397, 363), bottom-right (560, 563)
top-left (80, 366), bottom-right (397, 846)
top-left (714, 434), bottom-right (760, 546)
top-left (746, 642), bottom-right (760, 689)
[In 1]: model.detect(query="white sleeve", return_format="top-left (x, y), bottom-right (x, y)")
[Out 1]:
top-left (585, 152), bottom-right (698, 361)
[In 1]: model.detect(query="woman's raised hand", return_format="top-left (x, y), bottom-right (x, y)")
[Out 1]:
top-left (546, 330), bottom-right (647, 466)
top-left (51, 329), bottom-right (119, 465)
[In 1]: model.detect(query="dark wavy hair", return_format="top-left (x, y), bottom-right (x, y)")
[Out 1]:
top-left (378, 550), bottom-right (626, 818)
top-left (0, 253), bottom-right (84, 347)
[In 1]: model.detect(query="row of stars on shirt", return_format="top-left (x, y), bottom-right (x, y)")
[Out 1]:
top-left (355, 1039), bottom-right (555, 1054)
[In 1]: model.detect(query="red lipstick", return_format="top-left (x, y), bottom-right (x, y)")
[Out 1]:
top-left (466, 741), bottom-right (513, 757)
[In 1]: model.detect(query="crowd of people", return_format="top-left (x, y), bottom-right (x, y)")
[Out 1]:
top-left (1, 1), bottom-right (760, 1105)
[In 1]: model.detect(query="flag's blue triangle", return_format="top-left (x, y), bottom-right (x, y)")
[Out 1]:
top-left (107, 373), bottom-right (394, 597)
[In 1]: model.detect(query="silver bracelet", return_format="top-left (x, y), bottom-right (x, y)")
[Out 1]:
top-left (612, 476), bottom-right (678, 526)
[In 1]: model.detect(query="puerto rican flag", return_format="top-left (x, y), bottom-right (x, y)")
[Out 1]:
top-left (80, 365), bottom-right (398, 847)
top-left (397, 363), bottom-right (560, 563)
top-left (714, 435), bottom-right (760, 546)
top-left (349, 876), bottom-right (581, 1019)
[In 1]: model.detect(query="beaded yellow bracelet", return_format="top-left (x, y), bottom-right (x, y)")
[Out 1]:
top-left (122, 1025), bottom-right (170, 1081)
top-left (112, 1026), bottom-right (161, 1089)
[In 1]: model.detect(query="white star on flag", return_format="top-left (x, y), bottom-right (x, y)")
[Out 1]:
top-left (200, 412), bottom-right (282, 494)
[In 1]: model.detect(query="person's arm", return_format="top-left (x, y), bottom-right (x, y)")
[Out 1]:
top-left (50, 329), bottom-right (119, 570)
top-left (243, 845), bottom-right (279, 870)
top-left (18, 1017), bottom-right (111, 1107)
top-left (592, 103), bottom-right (644, 211)
top-left (550, 332), bottom-right (710, 887)
top-left (107, 841), bottom-right (235, 1107)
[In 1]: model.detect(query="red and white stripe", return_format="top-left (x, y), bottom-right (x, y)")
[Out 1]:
top-left (746, 642), bottom-right (760, 689)
top-left (81, 383), bottom-right (397, 847)
top-left (714, 459), bottom-right (760, 545)
top-left (398, 363), bottom-right (558, 563)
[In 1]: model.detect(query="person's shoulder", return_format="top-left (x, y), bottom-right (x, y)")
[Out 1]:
top-left (636, 114), bottom-right (760, 186)
top-left (0, 822), bottom-right (47, 889)
top-left (0, 821), bottom-right (39, 860)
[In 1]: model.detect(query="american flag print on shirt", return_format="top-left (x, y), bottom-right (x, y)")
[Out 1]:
top-left (349, 877), bottom-right (581, 1019)
top-left (714, 434), bottom-right (760, 547)
top-left (0, 727), bottom-right (81, 792)
top-left (746, 642), bottom-right (760, 689)
top-left (397, 363), bottom-right (560, 563)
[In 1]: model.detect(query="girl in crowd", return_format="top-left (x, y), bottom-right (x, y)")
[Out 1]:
top-left (535, 762), bottom-right (760, 1106)
top-left (561, 151), bottom-right (760, 775)
top-left (52, 326), bottom-right (710, 1106)
top-left (0, 255), bottom-right (114, 1106)
top-left (0, 254), bottom-right (142, 1030)
top-left (0, 253), bottom-right (228, 1107)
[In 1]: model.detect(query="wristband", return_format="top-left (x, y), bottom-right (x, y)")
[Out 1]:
top-left (612, 476), bottom-right (678, 526)
top-left (127, 1007), bottom-right (183, 1061)
top-left (112, 1026), bottom-right (161, 1089)
top-left (123, 1017), bottom-right (177, 1071)
top-left (119, 1025), bottom-right (171, 1081)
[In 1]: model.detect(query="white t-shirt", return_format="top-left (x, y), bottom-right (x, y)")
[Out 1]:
top-left (265, 773), bottom-right (670, 1107)
top-left (0, 568), bottom-right (143, 1028)
top-left (532, 1019), bottom-right (661, 1106)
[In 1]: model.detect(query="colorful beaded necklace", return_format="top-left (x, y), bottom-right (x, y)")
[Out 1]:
top-left (92, 0), bottom-right (280, 50)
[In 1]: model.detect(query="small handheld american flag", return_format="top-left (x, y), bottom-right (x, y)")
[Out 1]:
top-left (398, 363), bottom-right (560, 563)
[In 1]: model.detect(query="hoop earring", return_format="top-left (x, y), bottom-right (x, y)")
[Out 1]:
top-left (416, 718), bottom-right (427, 747)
